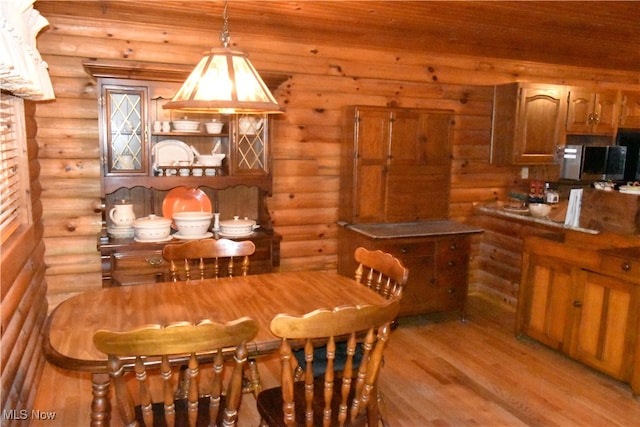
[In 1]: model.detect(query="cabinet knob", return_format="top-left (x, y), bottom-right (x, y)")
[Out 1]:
top-left (448, 260), bottom-right (456, 267)
top-left (447, 288), bottom-right (456, 294)
top-left (621, 262), bottom-right (631, 272)
top-left (400, 247), bottom-right (408, 254)
top-left (449, 243), bottom-right (458, 250)
top-left (573, 300), bottom-right (583, 308)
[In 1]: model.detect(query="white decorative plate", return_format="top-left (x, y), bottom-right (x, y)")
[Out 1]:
top-left (216, 231), bottom-right (255, 238)
top-left (152, 139), bottom-right (193, 168)
top-left (173, 232), bottom-right (213, 240)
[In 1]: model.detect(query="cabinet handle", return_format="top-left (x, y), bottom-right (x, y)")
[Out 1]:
top-left (400, 247), bottom-right (408, 254)
top-left (573, 300), bottom-right (583, 308)
top-left (146, 257), bottom-right (164, 266)
top-left (449, 242), bottom-right (458, 250)
top-left (621, 262), bottom-right (631, 272)
top-left (447, 288), bottom-right (456, 294)
top-left (592, 113), bottom-right (600, 125)
top-left (448, 261), bottom-right (456, 267)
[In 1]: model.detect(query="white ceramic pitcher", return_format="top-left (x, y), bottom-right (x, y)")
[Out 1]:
top-left (109, 200), bottom-right (135, 228)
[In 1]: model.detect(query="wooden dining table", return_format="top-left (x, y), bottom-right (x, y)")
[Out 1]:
top-left (42, 271), bottom-right (388, 426)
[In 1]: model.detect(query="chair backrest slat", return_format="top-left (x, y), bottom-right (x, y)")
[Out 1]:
top-left (162, 238), bottom-right (256, 281)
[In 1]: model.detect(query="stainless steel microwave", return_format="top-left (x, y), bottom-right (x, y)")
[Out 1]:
top-left (561, 145), bottom-right (627, 181)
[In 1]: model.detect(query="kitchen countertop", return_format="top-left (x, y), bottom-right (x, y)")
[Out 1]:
top-left (478, 203), bottom-right (600, 234)
top-left (341, 220), bottom-right (484, 239)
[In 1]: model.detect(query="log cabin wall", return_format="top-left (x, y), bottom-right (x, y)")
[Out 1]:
top-left (1, 100), bottom-right (49, 421)
top-left (33, 9), bottom-right (640, 310)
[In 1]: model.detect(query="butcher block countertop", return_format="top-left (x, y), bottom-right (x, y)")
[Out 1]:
top-left (341, 220), bottom-right (483, 239)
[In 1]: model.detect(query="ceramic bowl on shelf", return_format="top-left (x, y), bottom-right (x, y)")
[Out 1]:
top-left (133, 215), bottom-right (172, 241)
top-left (196, 153), bottom-right (225, 166)
top-left (218, 216), bottom-right (259, 237)
top-left (172, 120), bottom-right (200, 132)
top-left (205, 121), bottom-right (224, 134)
top-left (528, 203), bottom-right (551, 218)
top-left (173, 211), bottom-right (213, 236)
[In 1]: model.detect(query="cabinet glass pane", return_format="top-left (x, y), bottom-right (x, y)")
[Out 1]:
top-left (109, 92), bottom-right (143, 171)
top-left (237, 115), bottom-right (266, 172)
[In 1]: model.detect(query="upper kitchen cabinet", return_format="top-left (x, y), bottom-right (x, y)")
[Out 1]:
top-left (340, 106), bottom-right (453, 224)
top-left (619, 91), bottom-right (640, 129)
top-left (566, 87), bottom-right (620, 135)
top-left (491, 83), bottom-right (567, 165)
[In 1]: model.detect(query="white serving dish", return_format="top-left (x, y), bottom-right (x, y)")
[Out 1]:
top-left (153, 139), bottom-right (193, 168)
top-left (172, 120), bottom-right (200, 132)
top-left (107, 226), bottom-right (135, 239)
top-left (528, 203), bottom-right (551, 218)
top-left (133, 215), bottom-right (172, 241)
top-left (173, 211), bottom-right (213, 236)
top-left (219, 216), bottom-right (259, 236)
top-left (196, 153), bottom-right (225, 166)
top-left (205, 121), bottom-right (224, 134)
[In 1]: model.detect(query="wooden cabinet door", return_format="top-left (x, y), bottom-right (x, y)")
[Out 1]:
top-left (517, 253), bottom-right (574, 350)
top-left (513, 85), bottom-right (566, 164)
top-left (229, 114), bottom-right (270, 177)
top-left (352, 108), bottom-right (390, 223)
top-left (569, 271), bottom-right (636, 380)
top-left (492, 83), bottom-right (565, 165)
top-left (566, 88), bottom-right (619, 134)
top-left (386, 110), bottom-right (452, 221)
top-left (619, 91), bottom-right (640, 128)
top-left (100, 84), bottom-right (149, 176)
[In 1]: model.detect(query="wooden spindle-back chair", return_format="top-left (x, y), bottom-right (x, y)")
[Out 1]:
top-left (93, 318), bottom-right (258, 427)
top-left (162, 238), bottom-right (262, 397)
top-left (162, 238), bottom-right (256, 282)
top-left (354, 247), bottom-right (409, 300)
top-left (256, 300), bottom-right (400, 426)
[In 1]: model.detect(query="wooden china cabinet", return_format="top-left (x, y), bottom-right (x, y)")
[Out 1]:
top-left (85, 60), bottom-right (284, 287)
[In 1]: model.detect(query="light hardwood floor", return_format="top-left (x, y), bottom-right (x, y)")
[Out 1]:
top-left (31, 294), bottom-right (639, 426)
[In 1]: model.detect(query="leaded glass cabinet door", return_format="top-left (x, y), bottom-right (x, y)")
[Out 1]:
top-left (231, 114), bottom-right (269, 176)
top-left (100, 84), bottom-right (148, 176)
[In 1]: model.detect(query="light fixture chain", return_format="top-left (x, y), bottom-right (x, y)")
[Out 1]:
top-left (220, 1), bottom-right (230, 47)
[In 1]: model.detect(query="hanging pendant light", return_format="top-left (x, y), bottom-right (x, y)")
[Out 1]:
top-left (163, 2), bottom-right (283, 114)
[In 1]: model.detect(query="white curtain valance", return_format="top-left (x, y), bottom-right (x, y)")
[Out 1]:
top-left (0, 0), bottom-right (55, 100)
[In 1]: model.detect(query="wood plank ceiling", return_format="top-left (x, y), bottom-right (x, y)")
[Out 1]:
top-left (35, 1), bottom-right (640, 72)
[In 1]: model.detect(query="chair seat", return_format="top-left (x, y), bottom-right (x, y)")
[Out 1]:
top-left (257, 377), bottom-right (367, 427)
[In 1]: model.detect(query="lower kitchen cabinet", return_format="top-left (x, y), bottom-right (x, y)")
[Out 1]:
top-left (337, 221), bottom-right (481, 318)
top-left (99, 231), bottom-right (281, 287)
top-left (570, 270), bottom-right (635, 380)
top-left (517, 235), bottom-right (640, 395)
top-left (516, 253), bottom-right (574, 350)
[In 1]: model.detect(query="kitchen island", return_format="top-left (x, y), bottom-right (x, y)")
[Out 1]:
top-left (338, 220), bottom-right (483, 318)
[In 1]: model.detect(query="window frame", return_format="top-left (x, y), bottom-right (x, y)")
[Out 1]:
top-left (0, 93), bottom-right (33, 246)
